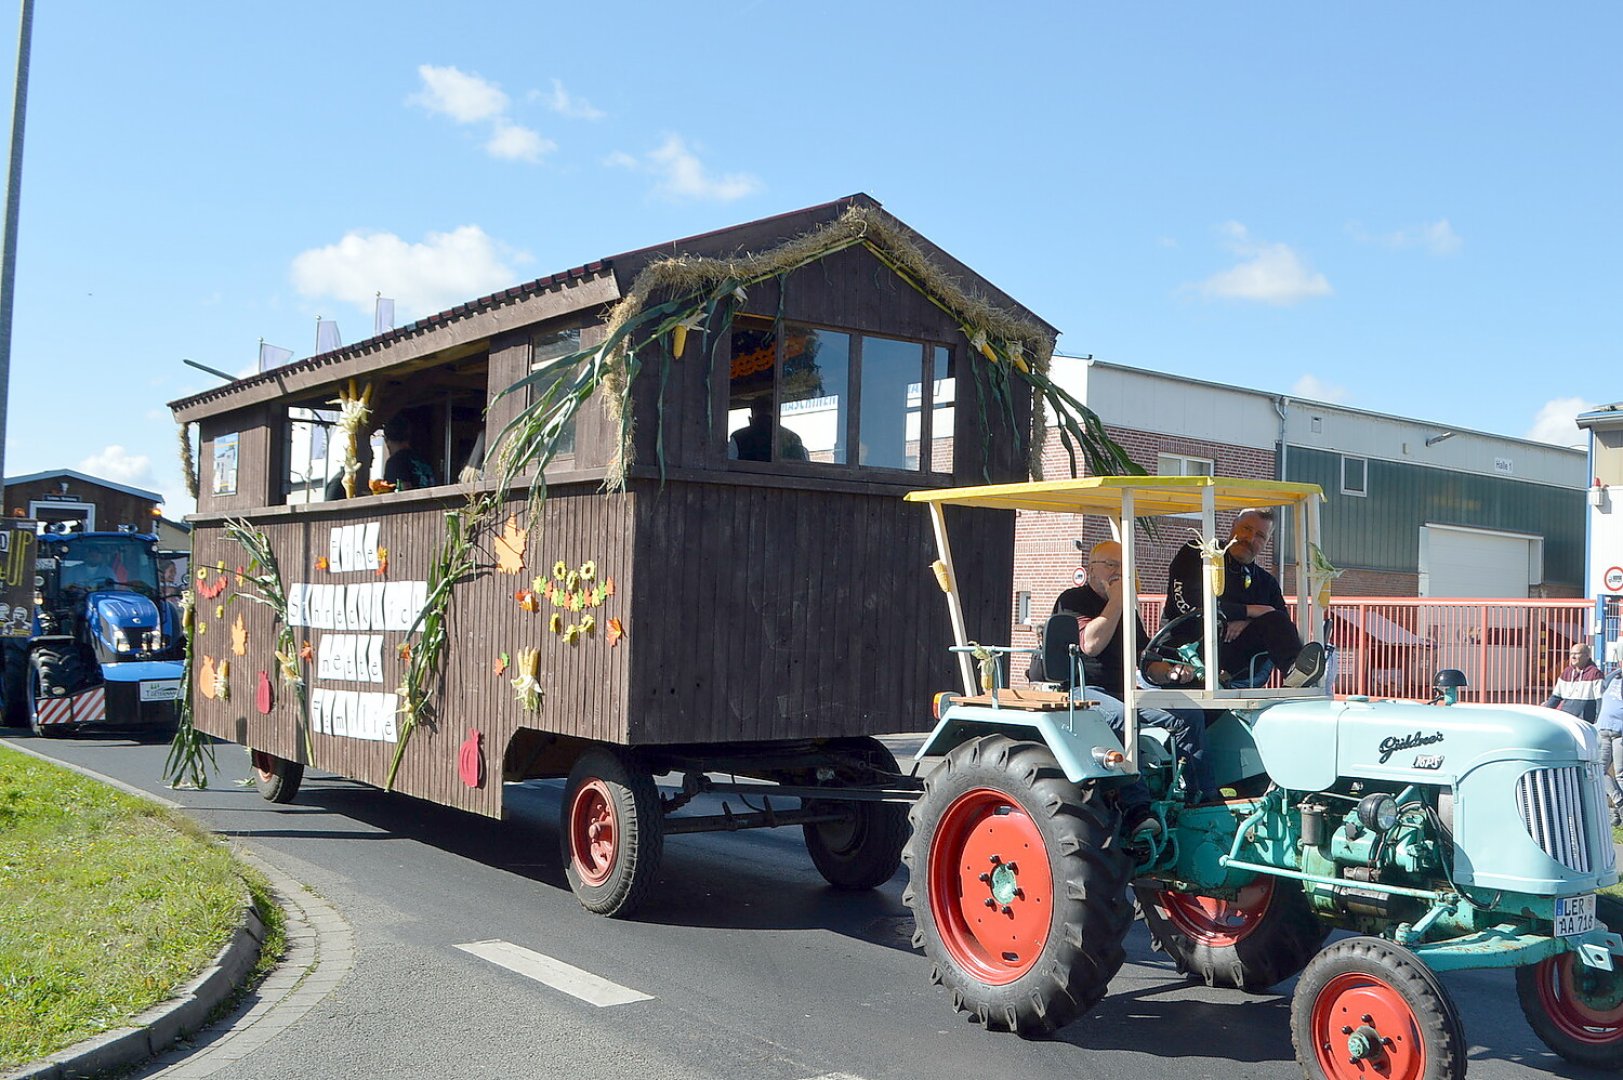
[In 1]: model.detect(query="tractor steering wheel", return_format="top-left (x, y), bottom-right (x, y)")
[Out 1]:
top-left (1139, 608), bottom-right (1221, 688)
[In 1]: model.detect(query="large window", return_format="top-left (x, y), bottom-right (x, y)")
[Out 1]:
top-left (726, 319), bottom-right (953, 474)
top-left (529, 328), bottom-right (582, 460)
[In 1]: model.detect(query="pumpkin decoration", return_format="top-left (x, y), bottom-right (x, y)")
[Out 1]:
top-left (458, 729), bottom-right (485, 788)
top-left (255, 670), bottom-right (274, 715)
top-left (198, 655), bottom-right (217, 700)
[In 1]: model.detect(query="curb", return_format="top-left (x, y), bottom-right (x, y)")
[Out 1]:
top-left (1, 742), bottom-right (266, 1080)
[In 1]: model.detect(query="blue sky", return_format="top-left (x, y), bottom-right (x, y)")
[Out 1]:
top-left (3, 3), bottom-right (1617, 513)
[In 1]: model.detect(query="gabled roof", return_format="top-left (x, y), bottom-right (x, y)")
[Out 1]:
top-left (4, 468), bottom-right (163, 504)
top-left (169, 193), bottom-right (1056, 422)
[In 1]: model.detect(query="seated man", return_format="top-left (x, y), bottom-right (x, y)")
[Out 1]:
top-left (1163, 507), bottom-right (1325, 688)
top-left (728, 397), bottom-right (808, 462)
top-left (382, 415), bottom-right (438, 491)
top-left (1048, 540), bottom-right (1220, 828)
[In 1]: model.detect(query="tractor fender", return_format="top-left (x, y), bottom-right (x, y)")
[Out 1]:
top-left (915, 699), bottom-right (1172, 783)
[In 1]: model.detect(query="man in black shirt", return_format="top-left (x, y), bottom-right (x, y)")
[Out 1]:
top-left (1163, 508), bottom-right (1324, 688)
top-left (1051, 540), bottom-right (1218, 810)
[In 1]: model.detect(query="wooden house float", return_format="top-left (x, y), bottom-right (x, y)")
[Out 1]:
top-left (170, 194), bottom-right (1110, 914)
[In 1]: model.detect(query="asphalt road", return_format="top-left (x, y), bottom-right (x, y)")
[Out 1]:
top-left (7, 729), bottom-right (1610, 1080)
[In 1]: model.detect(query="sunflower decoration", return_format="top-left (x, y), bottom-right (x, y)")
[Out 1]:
top-left (552, 560), bottom-right (568, 581)
top-left (549, 612), bottom-right (563, 634)
top-left (580, 560), bottom-right (597, 581)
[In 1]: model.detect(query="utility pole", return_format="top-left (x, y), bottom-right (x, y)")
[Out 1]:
top-left (0, 0), bottom-right (33, 487)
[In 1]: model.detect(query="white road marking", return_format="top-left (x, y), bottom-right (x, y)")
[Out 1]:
top-left (802, 1074), bottom-right (869, 1080)
top-left (455, 939), bottom-right (653, 1007)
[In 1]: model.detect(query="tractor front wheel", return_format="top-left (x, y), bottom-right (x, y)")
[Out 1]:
top-left (252, 750), bottom-right (304, 803)
top-left (1515, 895), bottom-right (1623, 1069)
top-left (1292, 936), bottom-right (1465, 1080)
top-left (561, 748), bottom-right (664, 917)
top-left (28, 649), bottom-right (75, 738)
top-left (1137, 875), bottom-right (1327, 991)
top-left (901, 734), bottom-right (1133, 1036)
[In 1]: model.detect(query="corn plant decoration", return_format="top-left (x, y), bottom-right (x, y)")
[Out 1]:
top-left (1188, 530), bottom-right (1229, 598)
top-left (331, 379), bottom-right (374, 498)
top-left (510, 646), bottom-right (542, 712)
top-left (162, 588), bottom-right (217, 789)
top-left (221, 518), bottom-right (313, 763)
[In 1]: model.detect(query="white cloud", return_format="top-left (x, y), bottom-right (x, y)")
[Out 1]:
top-left (485, 121), bottom-right (554, 163)
top-left (1348, 218), bottom-right (1462, 256)
top-left (1525, 396), bottom-right (1590, 447)
top-left (540, 78), bottom-right (604, 121)
top-left (609, 134), bottom-right (762, 202)
top-left (409, 65), bottom-right (509, 123)
top-left (79, 445), bottom-right (156, 489)
top-left (1290, 374), bottom-right (1349, 404)
top-left (290, 226), bottom-right (526, 320)
top-left (1192, 222), bottom-right (1332, 306)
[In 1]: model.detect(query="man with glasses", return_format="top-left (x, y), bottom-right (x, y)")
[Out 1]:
top-left (1545, 641), bottom-right (1603, 723)
top-left (1045, 540), bottom-right (1218, 831)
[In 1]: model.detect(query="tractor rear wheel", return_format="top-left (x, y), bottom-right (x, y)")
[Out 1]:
top-left (1292, 936), bottom-right (1464, 1080)
top-left (561, 748), bottom-right (664, 917)
top-left (1137, 875), bottom-right (1327, 991)
top-left (252, 750), bottom-right (304, 803)
top-left (802, 737), bottom-right (909, 890)
top-left (1515, 895), bottom-right (1623, 1069)
top-left (902, 734), bottom-right (1133, 1036)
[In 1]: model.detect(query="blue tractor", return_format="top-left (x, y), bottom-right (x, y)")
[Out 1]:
top-left (20, 531), bottom-right (184, 738)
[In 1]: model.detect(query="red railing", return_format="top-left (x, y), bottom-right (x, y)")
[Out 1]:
top-left (1134, 596), bottom-right (1591, 704)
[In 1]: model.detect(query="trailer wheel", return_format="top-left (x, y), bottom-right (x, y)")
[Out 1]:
top-left (28, 648), bottom-right (76, 738)
top-left (1515, 895), bottom-right (1623, 1069)
top-left (803, 738), bottom-right (909, 890)
top-left (1292, 936), bottom-right (1464, 1080)
top-left (561, 748), bottom-right (664, 918)
top-left (901, 734), bottom-right (1132, 1036)
top-left (252, 750), bottom-right (304, 803)
top-left (1137, 876), bottom-right (1327, 991)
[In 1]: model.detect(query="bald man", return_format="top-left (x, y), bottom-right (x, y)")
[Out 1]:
top-left (1050, 539), bottom-right (1218, 811)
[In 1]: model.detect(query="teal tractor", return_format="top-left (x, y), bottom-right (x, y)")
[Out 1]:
top-left (21, 530), bottom-right (185, 738)
top-left (902, 477), bottom-right (1621, 1080)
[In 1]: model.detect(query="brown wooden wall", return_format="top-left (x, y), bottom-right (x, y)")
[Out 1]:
top-left (3, 478), bottom-right (158, 531)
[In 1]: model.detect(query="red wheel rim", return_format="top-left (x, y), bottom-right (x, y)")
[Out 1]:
top-left (1532, 955), bottom-right (1623, 1045)
top-left (251, 750), bottom-right (275, 783)
top-left (1160, 878), bottom-right (1275, 947)
top-left (1309, 970), bottom-right (1426, 1079)
top-left (926, 787), bottom-right (1054, 985)
top-left (569, 779), bottom-right (617, 887)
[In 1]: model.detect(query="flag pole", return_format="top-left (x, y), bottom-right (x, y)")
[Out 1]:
top-left (0, 0), bottom-right (34, 490)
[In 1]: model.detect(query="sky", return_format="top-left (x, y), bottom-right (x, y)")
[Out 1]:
top-left (1, 3), bottom-right (1617, 515)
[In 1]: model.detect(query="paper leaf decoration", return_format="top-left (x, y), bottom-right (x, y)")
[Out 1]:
top-left (230, 614), bottom-right (248, 656)
top-left (493, 652), bottom-right (509, 675)
top-left (495, 515), bottom-right (528, 575)
top-left (607, 618), bottom-right (625, 647)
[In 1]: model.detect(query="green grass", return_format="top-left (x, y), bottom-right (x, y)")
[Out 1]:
top-left (0, 745), bottom-right (250, 1069)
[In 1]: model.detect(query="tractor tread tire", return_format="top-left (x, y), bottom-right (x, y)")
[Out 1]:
top-left (1513, 893), bottom-right (1623, 1069)
top-left (1137, 877), bottom-right (1327, 992)
top-left (902, 734), bottom-right (1133, 1037)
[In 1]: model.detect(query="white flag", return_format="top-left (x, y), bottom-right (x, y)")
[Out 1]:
top-left (374, 297), bottom-right (395, 335)
top-left (258, 342), bottom-right (294, 372)
top-left (316, 320), bottom-right (342, 354)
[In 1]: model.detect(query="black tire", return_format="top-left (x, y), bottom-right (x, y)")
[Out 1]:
top-left (1514, 893), bottom-right (1623, 1069)
top-left (2, 638), bottom-right (27, 727)
top-left (28, 648), bottom-right (79, 738)
top-left (252, 749), bottom-right (305, 803)
top-left (1137, 876), bottom-right (1327, 991)
top-left (1291, 936), bottom-right (1465, 1080)
top-left (560, 747), bottom-right (664, 917)
top-left (802, 738), bottom-right (909, 890)
top-left (901, 734), bottom-right (1134, 1036)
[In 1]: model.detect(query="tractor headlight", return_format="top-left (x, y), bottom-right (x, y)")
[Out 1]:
top-left (112, 629), bottom-right (130, 653)
top-left (1356, 793), bottom-right (1400, 833)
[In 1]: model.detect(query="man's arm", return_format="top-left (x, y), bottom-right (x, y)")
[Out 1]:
top-left (1165, 543), bottom-right (1202, 619)
top-left (1078, 582), bottom-right (1122, 657)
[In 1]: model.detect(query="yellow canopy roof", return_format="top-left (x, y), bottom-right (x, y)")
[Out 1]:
top-left (903, 475), bottom-right (1324, 516)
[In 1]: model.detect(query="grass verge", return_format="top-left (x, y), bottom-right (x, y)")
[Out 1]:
top-left (0, 744), bottom-right (258, 1070)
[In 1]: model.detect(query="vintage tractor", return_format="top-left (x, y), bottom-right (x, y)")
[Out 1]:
top-left (902, 476), bottom-right (1621, 1079)
top-left (23, 530), bottom-right (184, 737)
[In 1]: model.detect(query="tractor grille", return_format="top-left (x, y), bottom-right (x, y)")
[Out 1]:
top-left (1515, 766), bottom-right (1594, 873)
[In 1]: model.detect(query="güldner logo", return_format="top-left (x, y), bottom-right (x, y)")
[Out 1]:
top-left (1378, 730), bottom-right (1445, 765)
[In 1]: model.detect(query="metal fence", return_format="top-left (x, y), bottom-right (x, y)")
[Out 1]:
top-left (1134, 596), bottom-right (1593, 704)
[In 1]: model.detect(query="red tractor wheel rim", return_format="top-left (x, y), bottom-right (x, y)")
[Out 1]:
top-left (251, 750), bottom-right (276, 783)
top-left (1532, 955), bottom-right (1623, 1045)
top-left (1160, 878), bottom-right (1275, 947)
top-left (926, 787), bottom-right (1054, 985)
top-left (1309, 971), bottom-right (1426, 1080)
top-left (569, 779), bottom-right (618, 887)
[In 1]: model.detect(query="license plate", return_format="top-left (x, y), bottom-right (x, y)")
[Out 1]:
top-left (140, 680), bottom-right (181, 702)
top-left (1556, 894), bottom-right (1597, 937)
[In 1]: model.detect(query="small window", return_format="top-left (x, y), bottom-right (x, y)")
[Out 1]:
top-left (1157, 453), bottom-right (1214, 478)
top-left (929, 346), bottom-right (955, 473)
top-left (1342, 455), bottom-right (1368, 497)
top-left (1016, 590), bottom-right (1032, 625)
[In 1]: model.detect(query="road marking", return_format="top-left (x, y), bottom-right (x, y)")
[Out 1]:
top-left (803, 1074), bottom-right (869, 1080)
top-left (455, 939), bottom-right (653, 1007)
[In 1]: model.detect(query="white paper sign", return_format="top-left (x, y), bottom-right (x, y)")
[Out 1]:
top-left (364, 523), bottom-right (380, 571)
top-left (329, 529), bottom-right (345, 573)
top-left (367, 635), bottom-right (383, 683)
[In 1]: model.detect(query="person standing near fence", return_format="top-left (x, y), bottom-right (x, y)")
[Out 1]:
top-left (1598, 668), bottom-right (1623, 826)
top-left (1545, 642), bottom-right (1603, 722)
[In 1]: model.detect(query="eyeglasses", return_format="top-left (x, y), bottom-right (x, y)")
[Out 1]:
top-left (1089, 559), bottom-right (1122, 570)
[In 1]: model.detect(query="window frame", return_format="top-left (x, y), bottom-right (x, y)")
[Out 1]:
top-left (1342, 454), bottom-right (1369, 497)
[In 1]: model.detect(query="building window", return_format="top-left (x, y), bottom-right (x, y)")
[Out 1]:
top-left (1016, 590), bottom-right (1032, 625)
top-left (529, 329), bottom-right (582, 460)
top-left (1342, 455), bottom-right (1368, 497)
top-left (1157, 453), bottom-right (1214, 478)
top-left (726, 318), bottom-right (952, 473)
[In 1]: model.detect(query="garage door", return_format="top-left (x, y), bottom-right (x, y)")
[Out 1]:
top-left (1419, 524), bottom-right (1539, 598)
